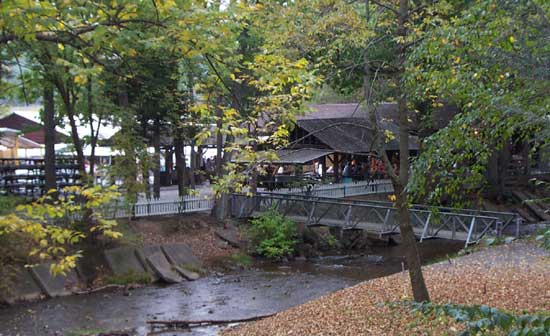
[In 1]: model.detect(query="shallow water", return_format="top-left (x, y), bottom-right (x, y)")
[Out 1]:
top-left (0, 239), bottom-right (464, 336)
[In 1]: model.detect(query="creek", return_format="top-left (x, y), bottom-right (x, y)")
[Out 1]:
top-left (0, 239), bottom-right (464, 336)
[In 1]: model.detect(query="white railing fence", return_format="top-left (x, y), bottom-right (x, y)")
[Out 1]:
top-left (261, 179), bottom-right (394, 198)
top-left (103, 195), bottom-right (215, 219)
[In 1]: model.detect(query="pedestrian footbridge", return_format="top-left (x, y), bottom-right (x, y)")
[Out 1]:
top-left (230, 193), bottom-right (522, 246)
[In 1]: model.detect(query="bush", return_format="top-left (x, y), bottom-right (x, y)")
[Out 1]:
top-left (536, 228), bottom-right (550, 250)
top-left (0, 195), bottom-right (26, 215)
top-left (249, 208), bottom-right (297, 260)
top-left (0, 186), bottom-right (122, 276)
top-left (410, 301), bottom-right (550, 335)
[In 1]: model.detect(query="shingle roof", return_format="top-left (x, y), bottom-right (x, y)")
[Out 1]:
top-left (295, 118), bottom-right (418, 153)
top-left (0, 113), bottom-right (68, 145)
top-left (232, 148), bottom-right (333, 164)
top-left (274, 148), bottom-right (334, 164)
top-left (300, 103), bottom-right (404, 122)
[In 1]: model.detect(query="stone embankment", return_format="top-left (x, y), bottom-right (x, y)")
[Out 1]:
top-left (1, 243), bottom-right (202, 304)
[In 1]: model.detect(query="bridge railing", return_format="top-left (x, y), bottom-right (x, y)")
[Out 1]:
top-left (230, 193), bottom-right (515, 246)
top-left (102, 196), bottom-right (214, 219)
top-left (261, 180), bottom-right (394, 198)
top-left (259, 192), bottom-right (521, 237)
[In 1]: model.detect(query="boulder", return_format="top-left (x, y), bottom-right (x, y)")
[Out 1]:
top-left (214, 226), bottom-right (242, 248)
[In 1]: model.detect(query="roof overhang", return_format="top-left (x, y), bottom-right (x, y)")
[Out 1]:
top-left (232, 148), bottom-right (334, 165)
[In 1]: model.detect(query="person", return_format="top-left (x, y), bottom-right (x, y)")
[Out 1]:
top-left (342, 161), bottom-right (350, 176)
top-left (342, 161), bottom-right (352, 183)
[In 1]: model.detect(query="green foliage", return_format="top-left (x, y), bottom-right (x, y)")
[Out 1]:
top-left (535, 229), bottom-right (550, 250)
top-left (411, 301), bottom-right (550, 336)
top-left (325, 233), bottom-right (340, 249)
top-left (0, 186), bottom-right (122, 276)
top-left (484, 236), bottom-right (516, 247)
top-left (249, 208), bottom-right (297, 260)
top-left (105, 271), bottom-right (152, 286)
top-left (0, 196), bottom-right (26, 215)
top-left (178, 263), bottom-right (204, 275)
top-left (231, 252), bottom-right (253, 267)
top-left (407, 0), bottom-right (550, 206)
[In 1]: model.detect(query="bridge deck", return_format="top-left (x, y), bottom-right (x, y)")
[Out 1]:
top-left (234, 194), bottom-right (522, 247)
top-left (252, 212), bottom-right (470, 241)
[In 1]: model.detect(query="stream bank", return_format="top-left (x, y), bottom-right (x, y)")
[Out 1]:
top-left (0, 239), bottom-right (464, 336)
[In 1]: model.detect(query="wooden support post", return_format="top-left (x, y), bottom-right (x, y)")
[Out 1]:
top-left (321, 155), bottom-right (327, 178)
top-left (334, 153), bottom-right (340, 183)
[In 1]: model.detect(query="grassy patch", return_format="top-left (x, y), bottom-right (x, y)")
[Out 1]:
top-left (115, 220), bottom-right (143, 245)
top-left (230, 252), bottom-right (253, 267)
top-left (178, 263), bottom-right (205, 274)
top-left (105, 271), bottom-right (152, 285)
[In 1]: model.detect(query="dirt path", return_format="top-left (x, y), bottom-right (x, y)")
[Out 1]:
top-left (222, 241), bottom-right (550, 335)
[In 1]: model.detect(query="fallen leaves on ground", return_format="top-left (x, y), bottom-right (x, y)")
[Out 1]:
top-left (223, 241), bottom-right (550, 336)
top-left (129, 214), bottom-right (238, 264)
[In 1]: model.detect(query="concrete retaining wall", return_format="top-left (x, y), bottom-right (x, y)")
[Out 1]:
top-left (1, 243), bottom-right (203, 305)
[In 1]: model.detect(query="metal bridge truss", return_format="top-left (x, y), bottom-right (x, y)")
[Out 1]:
top-left (231, 193), bottom-right (522, 246)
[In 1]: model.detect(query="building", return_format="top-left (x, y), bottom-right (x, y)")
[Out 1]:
top-left (0, 112), bottom-right (67, 158)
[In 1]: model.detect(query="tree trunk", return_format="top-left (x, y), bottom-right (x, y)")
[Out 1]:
top-left (250, 141), bottom-right (258, 194)
top-left (363, 0), bottom-right (430, 302)
top-left (43, 82), bottom-right (56, 192)
top-left (212, 134), bottom-right (234, 220)
top-left (174, 136), bottom-right (188, 196)
top-left (214, 98), bottom-right (224, 177)
top-left (153, 120), bottom-right (161, 199)
top-left (487, 140), bottom-right (511, 200)
top-left (394, 0), bottom-right (430, 302)
top-left (87, 78), bottom-right (101, 185)
top-left (189, 143), bottom-right (196, 189)
top-left (56, 83), bottom-right (86, 178)
top-left (165, 147), bottom-right (173, 185)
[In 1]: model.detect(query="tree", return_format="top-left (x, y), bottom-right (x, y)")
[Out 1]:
top-left (0, 1), bottom-right (164, 180)
top-left (407, 0), bottom-right (550, 207)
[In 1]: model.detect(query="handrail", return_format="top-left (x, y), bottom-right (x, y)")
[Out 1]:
top-left (245, 193), bottom-right (504, 221)
top-left (230, 193), bottom-right (515, 246)
top-left (257, 192), bottom-right (518, 220)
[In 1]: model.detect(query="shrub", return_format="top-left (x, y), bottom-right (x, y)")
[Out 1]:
top-left (231, 252), bottom-right (253, 267)
top-left (536, 228), bottom-right (550, 250)
top-left (0, 186), bottom-right (122, 276)
top-left (410, 301), bottom-right (550, 335)
top-left (249, 208), bottom-right (297, 260)
top-left (0, 195), bottom-right (26, 215)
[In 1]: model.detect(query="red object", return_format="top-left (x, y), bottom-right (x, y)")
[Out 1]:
top-left (0, 113), bottom-right (67, 144)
